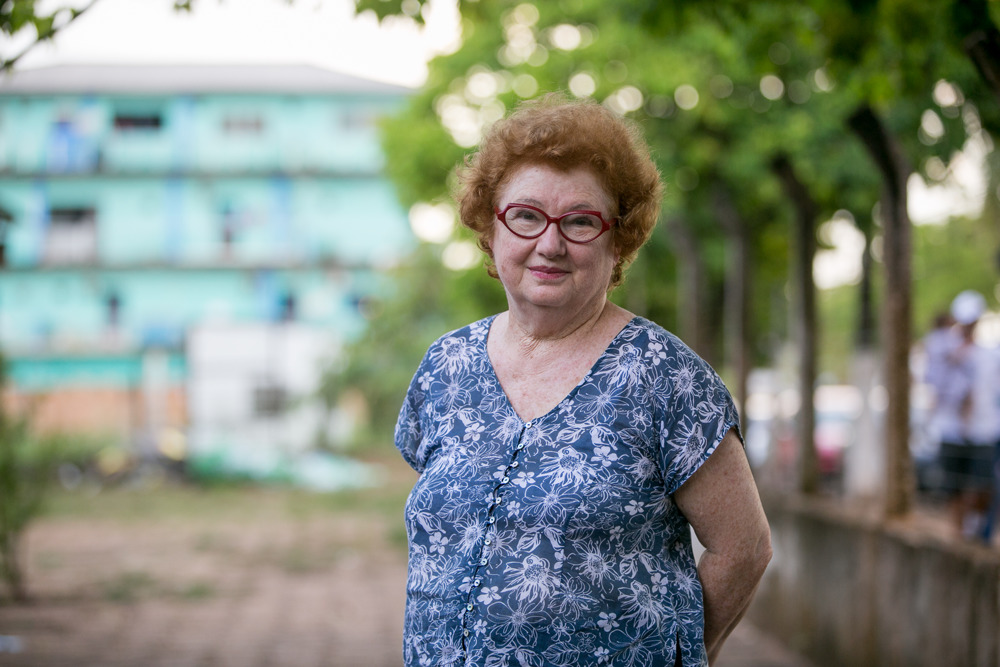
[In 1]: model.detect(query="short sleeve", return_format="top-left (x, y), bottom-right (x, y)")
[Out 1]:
top-left (652, 329), bottom-right (741, 494)
top-left (395, 361), bottom-right (428, 473)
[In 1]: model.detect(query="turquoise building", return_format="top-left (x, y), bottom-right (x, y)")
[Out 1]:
top-left (0, 64), bottom-right (413, 469)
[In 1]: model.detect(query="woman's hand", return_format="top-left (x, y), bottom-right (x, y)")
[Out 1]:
top-left (674, 428), bottom-right (772, 665)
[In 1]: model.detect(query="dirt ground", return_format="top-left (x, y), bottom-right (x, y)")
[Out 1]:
top-left (0, 457), bottom-right (812, 667)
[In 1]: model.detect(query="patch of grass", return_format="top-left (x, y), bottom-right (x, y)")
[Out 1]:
top-left (177, 581), bottom-right (215, 600)
top-left (43, 453), bottom-right (417, 527)
top-left (102, 571), bottom-right (157, 603)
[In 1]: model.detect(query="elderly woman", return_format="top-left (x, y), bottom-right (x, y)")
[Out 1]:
top-left (395, 96), bottom-right (771, 667)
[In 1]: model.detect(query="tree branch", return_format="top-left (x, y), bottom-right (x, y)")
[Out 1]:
top-left (1, 0), bottom-right (103, 73)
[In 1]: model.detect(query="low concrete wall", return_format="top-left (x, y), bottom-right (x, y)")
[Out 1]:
top-left (749, 494), bottom-right (1000, 667)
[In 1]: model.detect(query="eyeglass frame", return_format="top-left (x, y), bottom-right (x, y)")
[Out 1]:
top-left (494, 203), bottom-right (617, 244)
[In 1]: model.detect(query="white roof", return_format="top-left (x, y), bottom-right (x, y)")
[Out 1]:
top-left (0, 64), bottom-right (412, 96)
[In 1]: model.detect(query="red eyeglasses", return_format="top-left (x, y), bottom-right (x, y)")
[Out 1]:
top-left (495, 203), bottom-right (616, 244)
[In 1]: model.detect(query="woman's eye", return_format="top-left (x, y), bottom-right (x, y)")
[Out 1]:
top-left (566, 215), bottom-right (599, 228)
top-left (512, 208), bottom-right (542, 222)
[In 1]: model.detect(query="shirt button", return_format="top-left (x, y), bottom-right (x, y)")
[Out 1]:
top-left (466, 603), bottom-right (474, 611)
top-left (464, 629), bottom-right (470, 637)
top-left (479, 558), bottom-right (487, 566)
top-left (488, 516), bottom-right (496, 524)
top-left (484, 538), bottom-right (492, 545)
top-left (501, 476), bottom-right (510, 484)
top-left (511, 461), bottom-right (519, 468)
top-left (516, 443), bottom-right (525, 450)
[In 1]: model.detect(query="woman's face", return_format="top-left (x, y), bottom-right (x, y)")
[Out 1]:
top-left (491, 163), bottom-right (618, 316)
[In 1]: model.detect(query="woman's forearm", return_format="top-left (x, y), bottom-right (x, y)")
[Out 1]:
top-left (698, 533), bottom-right (772, 663)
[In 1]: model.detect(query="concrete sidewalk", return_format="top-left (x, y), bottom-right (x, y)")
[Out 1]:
top-left (718, 622), bottom-right (816, 667)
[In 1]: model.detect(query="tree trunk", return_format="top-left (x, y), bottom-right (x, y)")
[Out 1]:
top-left (666, 216), bottom-right (710, 360)
top-left (848, 105), bottom-right (915, 519)
top-left (0, 530), bottom-right (28, 602)
top-left (856, 222), bottom-right (877, 349)
top-left (711, 182), bottom-right (751, 433)
top-left (955, 0), bottom-right (1000, 105)
top-left (771, 154), bottom-right (820, 495)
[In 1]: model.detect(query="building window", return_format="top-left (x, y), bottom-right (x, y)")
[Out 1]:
top-left (44, 206), bottom-right (97, 265)
top-left (222, 115), bottom-right (264, 134)
top-left (0, 205), bottom-right (12, 268)
top-left (279, 292), bottom-right (296, 322)
top-left (253, 382), bottom-right (287, 417)
top-left (113, 113), bottom-right (162, 131)
top-left (105, 291), bottom-right (121, 329)
top-left (339, 111), bottom-right (375, 131)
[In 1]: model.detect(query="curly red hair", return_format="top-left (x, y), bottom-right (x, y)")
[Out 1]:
top-left (457, 94), bottom-right (663, 288)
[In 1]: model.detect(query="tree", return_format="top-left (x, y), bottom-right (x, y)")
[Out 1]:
top-left (0, 356), bottom-right (61, 602)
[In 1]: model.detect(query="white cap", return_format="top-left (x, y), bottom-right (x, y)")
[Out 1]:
top-left (951, 290), bottom-right (986, 325)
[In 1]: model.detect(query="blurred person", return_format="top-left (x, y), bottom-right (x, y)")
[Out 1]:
top-left (917, 310), bottom-right (960, 490)
top-left (394, 96), bottom-right (771, 667)
top-left (934, 290), bottom-right (998, 540)
top-left (922, 311), bottom-right (958, 394)
top-left (975, 330), bottom-right (1000, 544)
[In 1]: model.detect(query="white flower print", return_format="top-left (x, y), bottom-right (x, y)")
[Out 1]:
top-left (591, 445), bottom-right (618, 467)
top-left (555, 577), bottom-right (597, 621)
top-left (429, 335), bottom-right (473, 376)
top-left (574, 540), bottom-right (617, 587)
top-left (478, 585), bottom-right (501, 605)
top-left (418, 371), bottom-right (433, 390)
top-left (464, 421), bottom-right (486, 443)
top-left (668, 354), bottom-right (705, 406)
top-left (624, 500), bottom-right (645, 516)
top-left (626, 450), bottom-right (661, 485)
top-left (503, 555), bottom-right (558, 603)
top-left (644, 341), bottom-right (666, 366)
top-left (492, 600), bottom-right (547, 646)
top-left (620, 581), bottom-right (663, 629)
top-left (455, 517), bottom-right (485, 556)
top-left (428, 531), bottom-right (449, 554)
top-left (512, 470), bottom-right (535, 488)
top-left (538, 446), bottom-right (590, 486)
top-left (597, 612), bottom-right (619, 631)
top-left (599, 343), bottom-right (646, 387)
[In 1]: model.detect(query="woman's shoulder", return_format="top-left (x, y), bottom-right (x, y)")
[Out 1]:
top-left (426, 314), bottom-right (496, 349)
top-left (622, 316), bottom-right (692, 354)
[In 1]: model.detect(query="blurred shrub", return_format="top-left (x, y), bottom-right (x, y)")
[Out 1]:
top-left (0, 354), bottom-right (109, 602)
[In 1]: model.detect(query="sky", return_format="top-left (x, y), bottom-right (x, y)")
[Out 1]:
top-left (5, 0), bottom-right (462, 87)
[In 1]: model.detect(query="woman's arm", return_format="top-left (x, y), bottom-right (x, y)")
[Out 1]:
top-left (674, 428), bottom-right (772, 665)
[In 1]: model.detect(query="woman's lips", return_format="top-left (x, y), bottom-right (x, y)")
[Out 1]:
top-left (528, 265), bottom-right (568, 279)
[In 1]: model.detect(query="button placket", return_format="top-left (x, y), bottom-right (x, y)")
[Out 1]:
top-left (459, 420), bottom-right (530, 656)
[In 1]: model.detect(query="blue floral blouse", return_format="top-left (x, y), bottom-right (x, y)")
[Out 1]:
top-left (394, 315), bottom-right (740, 667)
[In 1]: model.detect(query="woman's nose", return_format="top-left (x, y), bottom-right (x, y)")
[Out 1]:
top-left (535, 220), bottom-right (566, 255)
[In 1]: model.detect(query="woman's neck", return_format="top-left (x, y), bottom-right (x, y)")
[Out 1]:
top-left (499, 297), bottom-right (625, 351)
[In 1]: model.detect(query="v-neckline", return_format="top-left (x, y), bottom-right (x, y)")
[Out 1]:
top-left (481, 314), bottom-right (641, 425)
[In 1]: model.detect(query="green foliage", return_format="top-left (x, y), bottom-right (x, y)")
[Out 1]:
top-left (0, 0), bottom-right (99, 71)
top-left (911, 213), bottom-right (1000, 333)
top-left (318, 242), bottom-right (506, 448)
top-left (0, 354), bottom-right (107, 601)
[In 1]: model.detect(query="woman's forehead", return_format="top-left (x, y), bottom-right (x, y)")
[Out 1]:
top-left (498, 163), bottom-right (612, 209)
